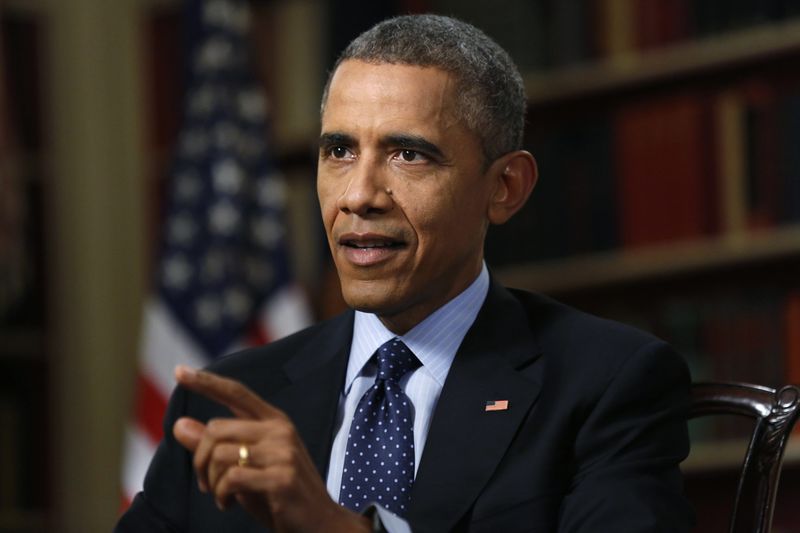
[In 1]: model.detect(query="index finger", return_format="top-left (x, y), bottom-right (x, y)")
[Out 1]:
top-left (175, 365), bottom-right (281, 420)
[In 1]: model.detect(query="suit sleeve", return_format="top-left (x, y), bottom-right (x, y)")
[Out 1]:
top-left (557, 340), bottom-right (694, 532)
top-left (114, 386), bottom-right (193, 533)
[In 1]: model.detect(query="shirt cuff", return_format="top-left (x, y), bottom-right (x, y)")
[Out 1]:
top-left (364, 504), bottom-right (413, 533)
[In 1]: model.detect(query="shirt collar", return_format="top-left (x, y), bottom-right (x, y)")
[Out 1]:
top-left (344, 262), bottom-right (490, 394)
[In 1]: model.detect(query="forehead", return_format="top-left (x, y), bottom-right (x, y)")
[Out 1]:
top-left (322, 60), bottom-right (463, 134)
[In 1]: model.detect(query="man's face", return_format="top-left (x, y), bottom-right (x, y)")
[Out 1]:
top-left (317, 60), bottom-right (495, 333)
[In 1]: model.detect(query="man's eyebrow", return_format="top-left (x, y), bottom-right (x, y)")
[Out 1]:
top-left (382, 134), bottom-right (445, 159)
top-left (319, 132), bottom-right (355, 149)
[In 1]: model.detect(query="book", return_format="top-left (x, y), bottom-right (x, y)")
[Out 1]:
top-left (597, 0), bottom-right (635, 62)
top-left (614, 93), bottom-right (719, 248)
top-left (742, 82), bottom-right (781, 229)
top-left (634, 0), bottom-right (690, 50)
top-left (778, 93), bottom-right (800, 223)
top-left (714, 90), bottom-right (748, 236)
top-left (550, 0), bottom-right (590, 67)
top-left (561, 118), bottom-right (618, 254)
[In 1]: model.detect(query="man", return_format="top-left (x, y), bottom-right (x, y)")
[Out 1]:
top-left (117, 14), bottom-right (692, 532)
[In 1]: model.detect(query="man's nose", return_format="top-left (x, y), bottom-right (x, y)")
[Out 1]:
top-left (336, 159), bottom-right (393, 216)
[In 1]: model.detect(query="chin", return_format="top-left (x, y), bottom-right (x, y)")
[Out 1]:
top-left (340, 282), bottom-right (398, 315)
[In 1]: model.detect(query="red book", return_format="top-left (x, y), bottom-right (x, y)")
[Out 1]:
top-left (634, 0), bottom-right (689, 50)
top-left (660, 0), bottom-right (690, 45)
top-left (614, 93), bottom-right (718, 248)
top-left (634, 0), bottom-right (660, 50)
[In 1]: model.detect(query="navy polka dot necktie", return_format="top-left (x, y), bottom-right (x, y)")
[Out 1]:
top-left (339, 338), bottom-right (421, 516)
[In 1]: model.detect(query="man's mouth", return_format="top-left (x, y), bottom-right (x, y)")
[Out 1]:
top-left (337, 234), bottom-right (408, 266)
top-left (341, 238), bottom-right (405, 249)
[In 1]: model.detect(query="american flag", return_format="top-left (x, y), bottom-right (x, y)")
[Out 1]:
top-left (484, 400), bottom-right (509, 412)
top-left (121, 0), bottom-right (311, 507)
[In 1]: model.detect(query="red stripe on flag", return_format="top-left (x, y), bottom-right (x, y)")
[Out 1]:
top-left (119, 492), bottom-right (132, 514)
top-left (247, 321), bottom-right (271, 347)
top-left (135, 373), bottom-right (168, 443)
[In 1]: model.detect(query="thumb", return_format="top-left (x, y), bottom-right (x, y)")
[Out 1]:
top-left (173, 417), bottom-right (205, 452)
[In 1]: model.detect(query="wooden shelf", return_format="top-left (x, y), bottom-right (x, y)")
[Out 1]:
top-left (684, 437), bottom-right (800, 473)
top-left (525, 18), bottom-right (800, 106)
top-left (496, 225), bottom-right (800, 295)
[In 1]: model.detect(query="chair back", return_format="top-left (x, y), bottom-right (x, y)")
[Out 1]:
top-left (689, 382), bottom-right (800, 533)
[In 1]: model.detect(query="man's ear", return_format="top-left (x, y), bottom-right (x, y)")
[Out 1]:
top-left (486, 150), bottom-right (538, 225)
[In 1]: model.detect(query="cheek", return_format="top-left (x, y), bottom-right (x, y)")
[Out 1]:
top-left (316, 181), bottom-right (338, 227)
top-left (411, 190), bottom-right (488, 251)
top-left (401, 200), bottom-right (445, 250)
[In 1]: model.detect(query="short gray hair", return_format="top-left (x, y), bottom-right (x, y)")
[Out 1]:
top-left (320, 14), bottom-right (526, 163)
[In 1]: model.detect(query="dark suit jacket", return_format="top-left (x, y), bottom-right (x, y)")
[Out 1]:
top-left (116, 282), bottom-right (693, 532)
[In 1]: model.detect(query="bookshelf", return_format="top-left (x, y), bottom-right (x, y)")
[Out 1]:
top-left (460, 1), bottom-right (800, 526)
top-left (482, 8), bottom-right (800, 355)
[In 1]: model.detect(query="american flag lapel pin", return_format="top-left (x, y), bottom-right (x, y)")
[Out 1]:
top-left (485, 400), bottom-right (509, 412)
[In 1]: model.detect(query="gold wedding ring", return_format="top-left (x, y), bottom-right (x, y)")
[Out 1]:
top-left (238, 444), bottom-right (250, 467)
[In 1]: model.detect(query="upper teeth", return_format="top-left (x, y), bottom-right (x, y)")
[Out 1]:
top-left (353, 242), bottom-right (391, 248)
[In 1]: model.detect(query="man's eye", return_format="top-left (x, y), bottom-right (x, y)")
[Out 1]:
top-left (328, 146), bottom-right (352, 159)
top-left (330, 146), bottom-right (350, 158)
top-left (397, 150), bottom-right (425, 163)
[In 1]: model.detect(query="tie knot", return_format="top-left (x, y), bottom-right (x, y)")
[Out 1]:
top-left (375, 338), bottom-right (420, 383)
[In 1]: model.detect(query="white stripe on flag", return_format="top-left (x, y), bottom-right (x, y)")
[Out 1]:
top-left (122, 425), bottom-right (158, 501)
top-left (141, 298), bottom-right (210, 395)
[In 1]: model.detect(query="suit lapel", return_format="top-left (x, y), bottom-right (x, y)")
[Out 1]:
top-left (408, 282), bottom-right (544, 531)
top-left (269, 312), bottom-right (354, 478)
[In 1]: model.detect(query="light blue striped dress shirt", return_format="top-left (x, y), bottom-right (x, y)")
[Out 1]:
top-left (326, 263), bottom-right (490, 521)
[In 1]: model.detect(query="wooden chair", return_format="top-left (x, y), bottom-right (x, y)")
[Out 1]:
top-left (689, 382), bottom-right (800, 533)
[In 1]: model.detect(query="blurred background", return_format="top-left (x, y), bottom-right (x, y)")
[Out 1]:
top-left (2, 0), bottom-right (800, 531)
